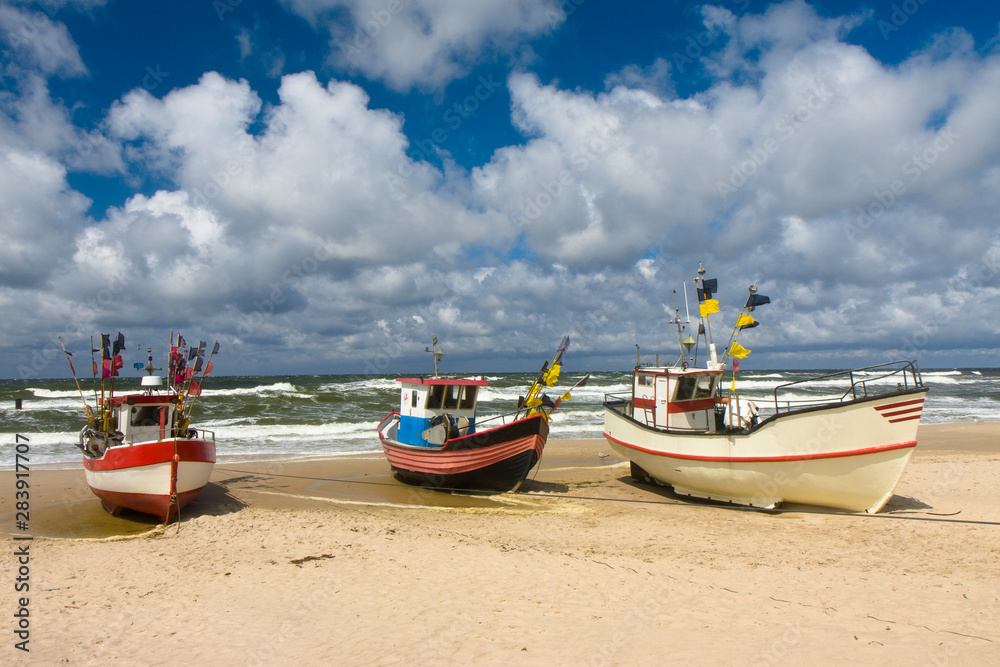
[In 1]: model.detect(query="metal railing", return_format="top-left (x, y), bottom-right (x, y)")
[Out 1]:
top-left (771, 360), bottom-right (923, 415)
top-left (603, 394), bottom-right (632, 417)
top-left (189, 428), bottom-right (216, 442)
top-left (605, 359), bottom-right (925, 431)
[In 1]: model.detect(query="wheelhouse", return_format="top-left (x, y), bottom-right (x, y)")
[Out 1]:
top-left (631, 367), bottom-right (725, 432)
top-left (100, 394), bottom-right (181, 445)
top-left (396, 377), bottom-right (487, 446)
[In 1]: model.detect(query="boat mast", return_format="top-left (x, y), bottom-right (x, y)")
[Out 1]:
top-left (670, 289), bottom-right (696, 368)
top-left (168, 329), bottom-right (174, 391)
top-left (721, 282), bottom-right (757, 368)
top-left (696, 263), bottom-right (719, 368)
top-left (670, 290), bottom-right (684, 366)
top-left (425, 335), bottom-right (445, 377)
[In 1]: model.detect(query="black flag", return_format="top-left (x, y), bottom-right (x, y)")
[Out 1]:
top-left (112, 332), bottom-right (125, 356)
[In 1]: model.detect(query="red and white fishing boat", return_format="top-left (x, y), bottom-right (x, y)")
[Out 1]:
top-left (376, 337), bottom-right (585, 491)
top-left (70, 334), bottom-right (219, 523)
top-left (603, 266), bottom-right (928, 513)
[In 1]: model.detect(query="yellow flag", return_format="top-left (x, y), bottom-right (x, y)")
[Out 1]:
top-left (729, 342), bottom-right (750, 358)
top-left (542, 362), bottom-right (561, 387)
top-left (699, 299), bottom-right (719, 318)
top-left (736, 314), bottom-right (755, 328)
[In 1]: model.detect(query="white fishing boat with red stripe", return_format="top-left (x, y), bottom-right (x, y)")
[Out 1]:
top-left (377, 336), bottom-right (584, 491)
top-left (70, 334), bottom-right (220, 523)
top-left (603, 265), bottom-right (928, 513)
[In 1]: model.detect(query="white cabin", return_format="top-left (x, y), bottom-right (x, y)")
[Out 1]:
top-left (632, 367), bottom-right (725, 432)
top-left (101, 393), bottom-right (180, 445)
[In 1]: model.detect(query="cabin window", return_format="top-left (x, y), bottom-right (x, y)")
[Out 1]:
top-left (427, 385), bottom-right (446, 409)
top-left (674, 375), bottom-right (697, 401)
top-left (459, 386), bottom-right (477, 409)
top-left (694, 375), bottom-right (715, 398)
top-left (131, 405), bottom-right (162, 426)
top-left (443, 385), bottom-right (460, 409)
top-left (674, 374), bottom-right (717, 400)
top-left (411, 391), bottom-right (418, 408)
top-left (636, 375), bottom-right (653, 386)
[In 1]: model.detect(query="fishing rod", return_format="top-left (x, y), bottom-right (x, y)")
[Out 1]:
top-left (58, 337), bottom-right (95, 426)
top-left (97, 334), bottom-right (108, 430)
top-left (88, 335), bottom-right (99, 406)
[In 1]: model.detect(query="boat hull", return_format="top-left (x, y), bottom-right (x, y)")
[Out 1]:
top-left (379, 413), bottom-right (549, 491)
top-left (603, 389), bottom-right (926, 513)
top-left (82, 438), bottom-right (216, 523)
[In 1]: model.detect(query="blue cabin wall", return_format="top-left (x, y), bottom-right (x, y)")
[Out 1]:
top-left (397, 414), bottom-right (477, 447)
top-left (398, 414), bottom-right (432, 446)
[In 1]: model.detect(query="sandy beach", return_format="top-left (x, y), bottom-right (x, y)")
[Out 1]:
top-left (3, 422), bottom-right (999, 665)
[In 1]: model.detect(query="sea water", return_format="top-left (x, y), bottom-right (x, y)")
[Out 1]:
top-left (2, 368), bottom-right (997, 469)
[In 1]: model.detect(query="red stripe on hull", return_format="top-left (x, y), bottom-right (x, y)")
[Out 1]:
top-left (879, 406), bottom-right (923, 418)
top-left (377, 413), bottom-right (548, 490)
top-left (887, 415), bottom-right (923, 423)
top-left (875, 398), bottom-right (925, 412)
top-left (603, 432), bottom-right (917, 463)
top-left (82, 439), bottom-right (216, 471)
top-left (383, 434), bottom-right (544, 475)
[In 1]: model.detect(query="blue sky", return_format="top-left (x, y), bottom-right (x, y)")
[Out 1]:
top-left (3, 0), bottom-right (1000, 378)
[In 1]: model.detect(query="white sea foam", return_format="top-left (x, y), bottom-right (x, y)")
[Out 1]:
top-left (211, 419), bottom-right (376, 445)
top-left (28, 388), bottom-right (83, 399)
top-left (201, 382), bottom-right (313, 398)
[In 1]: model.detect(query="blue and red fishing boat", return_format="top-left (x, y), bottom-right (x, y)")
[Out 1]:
top-left (376, 337), bottom-right (586, 491)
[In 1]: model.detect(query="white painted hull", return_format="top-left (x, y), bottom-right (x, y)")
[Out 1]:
top-left (84, 459), bottom-right (215, 496)
top-left (603, 390), bottom-right (926, 513)
top-left (82, 438), bottom-right (216, 522)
